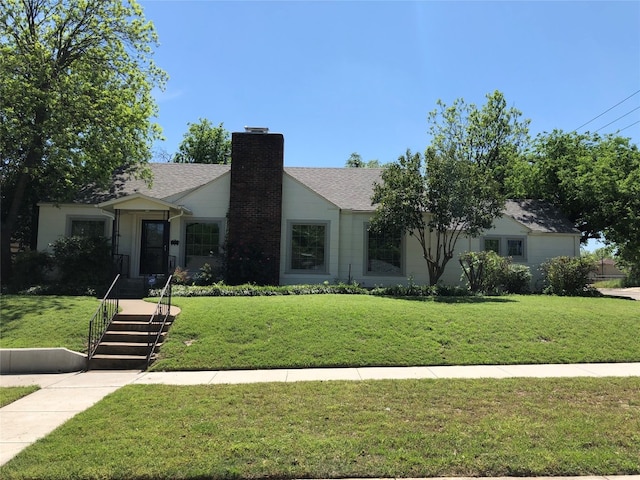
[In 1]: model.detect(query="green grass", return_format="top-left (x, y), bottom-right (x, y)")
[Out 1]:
top-left (0, 386), bottom-right (39, 408)
top-left (592, 279), bottom-right (626, 288)
top-left (0, 295), bottom-right (101, 352)
top-left (2, 377), bottom-right (638, 479)
top-left (151, 295), bottom-right (640, 370)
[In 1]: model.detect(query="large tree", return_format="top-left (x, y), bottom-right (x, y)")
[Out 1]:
top-left (371, 91), bottom-right (529, 285)
top-left (525, 130), bottom-right (640, 279)
top-left (173, 119), bottom-right (231, 164)
top-left (0, 0), bottom-right (166, 282)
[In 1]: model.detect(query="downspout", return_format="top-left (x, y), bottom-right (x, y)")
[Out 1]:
top-left (168, 208), bottom-right (185, 224)
top-left (97, 207), bottom-right (118, 277)
top-left (96, 207), bottom-right (116, 253)
top-left (167, 208), bottom-right (186, 273)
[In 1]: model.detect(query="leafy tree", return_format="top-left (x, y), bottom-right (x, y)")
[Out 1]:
top-left (0, 0), bottom-right (166, 283)
top-left (345, 152), bottom-right (381, 168)
top-left (524, 130), bottom-right (640, 276)
top-left (173, 119), bottom-right (231, 164)
top-left (371, 91), bottom-right (529, 285)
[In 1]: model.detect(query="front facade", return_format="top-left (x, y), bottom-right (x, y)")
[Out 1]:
top-left (36, 131), bottom-right (581, 288)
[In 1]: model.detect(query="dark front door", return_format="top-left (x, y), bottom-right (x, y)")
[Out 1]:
top-left (140, 220), bottom-right (169, 275)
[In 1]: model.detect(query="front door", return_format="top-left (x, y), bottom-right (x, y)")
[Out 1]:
top-left (140, 220), bottom-right (169, 275)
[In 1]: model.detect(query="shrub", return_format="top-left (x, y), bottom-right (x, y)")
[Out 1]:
top-left (459, 251), bottom-right (531, 294)
top-left (10, 250), bottom-right (53, 292)
top-left (503, 263), bottom-right (532, 294)
top-left (540, 256), bottom-right (597, 296)
top-left (171, 266), bottom-right (192, 285)
top-left (192, 263), bottom-right (216, 286)
top-left (154, 282), bottom-right (371, 297)
top-left (50, 236), bottom-right (112, 288)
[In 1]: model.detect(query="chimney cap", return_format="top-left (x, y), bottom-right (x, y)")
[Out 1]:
top-left (244, 126), bottom-right (269, 134)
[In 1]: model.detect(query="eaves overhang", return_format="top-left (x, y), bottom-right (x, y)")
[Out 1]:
top-left (96, 193), bottom-right (193, 215)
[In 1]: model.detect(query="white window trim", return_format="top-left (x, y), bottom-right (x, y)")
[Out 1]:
top-left (182, 218), bottom-right (225, 266)
top-left (66, 216), bottom-right (108, 237)
top-left (363, 224), bottom-right (404, 277)
top-left (286, 220), bottom-right (330, 274)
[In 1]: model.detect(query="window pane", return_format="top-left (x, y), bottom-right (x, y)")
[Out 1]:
top-left (367, 229), bottom-right (401, 274)
top-left (71, 220), bottom-right (105, 237)
top-left (185, 222), bottom-right (221, 271)
top-left (484, 238), bottom-right (500, 254)
top-left (507, 239), bottom-right (523, 257)
top-left (186, 223), bottom-right (220, 256)
top-left (291, 224), bottom-right (325, 270)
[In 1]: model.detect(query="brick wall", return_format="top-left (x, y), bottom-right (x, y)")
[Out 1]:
top-left (226, 132), bottom-right (284, 285)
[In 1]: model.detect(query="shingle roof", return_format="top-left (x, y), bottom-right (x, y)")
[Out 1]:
top-left (284, 167), bottom-right (382, 211)
top-left (76, 163), bottom-right (230, 203)
top-left (72, 163), bottom-right (578, 234)
top-left (504, 199), bottom-right (579, 234)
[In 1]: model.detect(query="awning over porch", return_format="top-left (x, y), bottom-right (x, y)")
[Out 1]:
top-left (96, 193), bottom-right (192, 216)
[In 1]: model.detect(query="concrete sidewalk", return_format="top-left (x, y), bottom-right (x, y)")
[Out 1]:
top-left (2, 362), bottom-right (640, 466)
top-left (598, 287), bottom-right (640, 300)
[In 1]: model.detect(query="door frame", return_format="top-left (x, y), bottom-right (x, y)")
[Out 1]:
top-left (139, 219), bottom-right (170, 276)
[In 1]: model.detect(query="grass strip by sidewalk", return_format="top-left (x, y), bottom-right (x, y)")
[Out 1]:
top-left (2, 377), bottom-right (638, 479)
top-left (0, 386), bottom-right (39, 408)
top-left (152, 294), bottom-right (640, 370)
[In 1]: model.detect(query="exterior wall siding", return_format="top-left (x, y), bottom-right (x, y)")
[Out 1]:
top-left (280, 175), bottom-right (340, 285)
top-left (36, 204), bottom-right (111, 251)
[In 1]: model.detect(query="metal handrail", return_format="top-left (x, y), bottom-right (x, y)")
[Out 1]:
top-left (87, 274), bottom-right (121, 365)
top-left (146, 275), bottom-right (173, 368)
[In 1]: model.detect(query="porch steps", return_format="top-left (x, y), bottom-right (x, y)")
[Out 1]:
top-left (88, 313), bottom-right (174, 370)
top-left (117, 278), bottom-right (148, 299)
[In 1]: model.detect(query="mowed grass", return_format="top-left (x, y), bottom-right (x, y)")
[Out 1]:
top-left (2, 377), bottom-right (639, 479)
top-left (0, 386), bottom-right (39, 408)
top-left (151, 295), bottom-right (640, 370)
top-left (0, 295), bottom-right (101, 352)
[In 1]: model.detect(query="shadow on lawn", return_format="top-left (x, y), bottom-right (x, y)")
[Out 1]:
top-left (396, 296), bottom-right (518, 304)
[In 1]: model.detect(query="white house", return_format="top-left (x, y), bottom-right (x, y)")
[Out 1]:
top-left (36, 130), bottom-right (581, 288)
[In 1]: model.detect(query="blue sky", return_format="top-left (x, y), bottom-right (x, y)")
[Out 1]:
top-left (141, 0), bottom-right (639, 168)
top-left (140, 1), bottom-right (639, 252)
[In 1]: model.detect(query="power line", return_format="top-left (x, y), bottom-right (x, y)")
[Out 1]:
top-left (575, 89), bottom-right (640, 131)
top-left (616, 120), bottom-right (640, 134)
top-left (594, 106), bottom-right (640, 133)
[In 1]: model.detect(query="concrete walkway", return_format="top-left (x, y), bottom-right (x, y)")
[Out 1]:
top-left (2, 362), bottom-right (640, 466)
top-left (598, 287), bottom-right (640, 300)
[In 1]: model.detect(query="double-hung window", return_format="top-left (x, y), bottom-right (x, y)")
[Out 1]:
top-left (288, 222), bottom-right (328, 273)
top-left (185, 221), bottom-right (222, 270)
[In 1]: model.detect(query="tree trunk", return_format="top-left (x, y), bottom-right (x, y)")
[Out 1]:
top-left (1, 170), bottom-right (31, 284)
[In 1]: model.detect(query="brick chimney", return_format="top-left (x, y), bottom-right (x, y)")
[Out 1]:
top-left (226, 129), bottom-right (284, 285)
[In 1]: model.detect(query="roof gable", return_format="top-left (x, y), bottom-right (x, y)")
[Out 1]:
top-left (284, 167), bottom-right (381, 211)
top-left (504, 200), bottom-right (580, 234)
top-left (76, 163), bottom-right (230, 204)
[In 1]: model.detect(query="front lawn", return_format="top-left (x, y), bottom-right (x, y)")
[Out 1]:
top-left (2, 377), bottom-right (638, 479)
top-left (0, 295), bottom-right (100, 352)
top-left (151, 294), bottom-right (640, 370)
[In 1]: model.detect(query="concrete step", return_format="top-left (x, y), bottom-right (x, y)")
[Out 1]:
top-left (117, 278), bottom-right (147, 299)
top-left (102, 330), bottom-right (166, 344)
top-left (87, 310), bottom-right (174, 371)
top-left (95, 342), bottom-right (156, 356)
top-left (108, 320), bottom-right (172, 332)
top-left (89, 354), bottom-right (149, 370)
